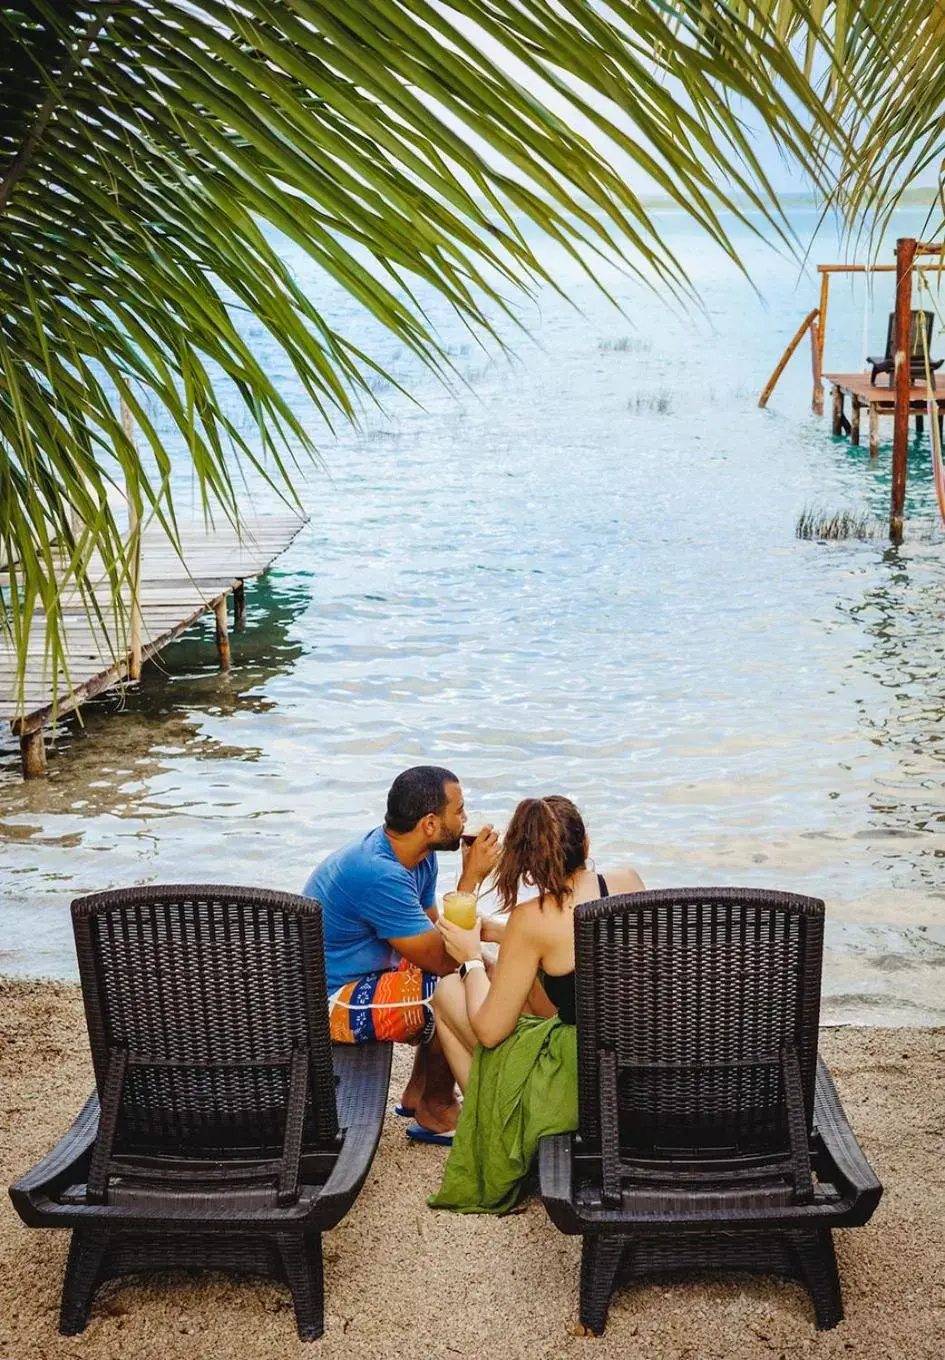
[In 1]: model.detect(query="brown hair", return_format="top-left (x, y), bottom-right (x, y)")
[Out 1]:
top-left (494, 795), bottom-right (588, 912)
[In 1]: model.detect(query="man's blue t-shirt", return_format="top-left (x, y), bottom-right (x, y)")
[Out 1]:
top-left (302, 826), bottom-right (438, 992)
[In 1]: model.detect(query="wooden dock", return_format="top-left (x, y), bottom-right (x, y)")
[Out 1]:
top-left (824, 372), bottom-right (945, 457)
top-left (1, 512), bottom-right (307, 777)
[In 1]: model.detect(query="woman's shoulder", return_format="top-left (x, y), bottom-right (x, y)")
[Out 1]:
top-left (601, 866), bottom-right (646, 894)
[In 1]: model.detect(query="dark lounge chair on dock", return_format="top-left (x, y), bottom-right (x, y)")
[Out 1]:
top-left (868, 310), bottom-right (942, 385)
top-left (539, 887), bottom-right (882, 1335)
top-left (8, 885), bottom-right (391, 1341)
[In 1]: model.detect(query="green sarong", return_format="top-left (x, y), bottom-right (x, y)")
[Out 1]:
top-left (428, 1014), bottom-right (578, 1215)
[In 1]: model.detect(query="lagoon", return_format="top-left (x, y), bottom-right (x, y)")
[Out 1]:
top-left (1, 205), bottom-right (943, 1024)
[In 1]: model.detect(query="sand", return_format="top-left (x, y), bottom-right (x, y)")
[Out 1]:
top-left (1, 979), bottom-right (942, 1360)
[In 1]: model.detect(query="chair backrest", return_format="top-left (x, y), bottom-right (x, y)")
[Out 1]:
top-left (883, 309), bottom-right (935, 359)
top-left (72, 885), bottom-right (338, 1163)
top-left (574, 888), bottom-right (824, 1164)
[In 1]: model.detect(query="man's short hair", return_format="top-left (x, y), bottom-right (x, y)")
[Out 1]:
top-left (385, 766), bottom-right (459, 834)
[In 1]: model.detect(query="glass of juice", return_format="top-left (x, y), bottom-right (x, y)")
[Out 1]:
top-left (442, 890), bottom-right (478, 929)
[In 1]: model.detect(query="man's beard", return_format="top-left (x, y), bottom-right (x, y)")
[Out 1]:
top-left (430, 831), bottom-right (461, 852)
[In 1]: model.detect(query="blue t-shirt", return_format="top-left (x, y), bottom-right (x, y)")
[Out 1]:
top-left (302, 826), bottom-right (438, 992)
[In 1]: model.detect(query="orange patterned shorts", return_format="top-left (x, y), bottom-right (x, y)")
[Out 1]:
top-left (328, 957), bottom-right (437, 1045)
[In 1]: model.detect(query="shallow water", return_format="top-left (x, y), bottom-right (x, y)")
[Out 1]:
top-left (2, 206), bottom-right (944, 1025)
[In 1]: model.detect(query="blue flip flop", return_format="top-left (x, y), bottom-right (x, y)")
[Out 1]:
top-left (405, 1120), bottom-right (454, 1147)
top-left (393, 1103), bottom-right (415, 1118)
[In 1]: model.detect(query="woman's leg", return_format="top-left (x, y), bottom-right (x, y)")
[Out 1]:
top-left (432, 974), bottom-right (478, 1091)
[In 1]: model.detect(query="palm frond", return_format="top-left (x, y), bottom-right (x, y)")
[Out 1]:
top-left (0, 0), bottom-right (858, 709)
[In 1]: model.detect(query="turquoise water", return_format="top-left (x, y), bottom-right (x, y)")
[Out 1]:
top-left (2, 206), bottom-right (944, 1023)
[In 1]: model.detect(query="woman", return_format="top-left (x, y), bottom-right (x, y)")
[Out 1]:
top-left (428, 795), bottom-right (644, 1214)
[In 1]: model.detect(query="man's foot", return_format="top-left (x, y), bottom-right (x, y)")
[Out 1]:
top-left (413, 1096), bottom-right (461, 1135)
top-left (398, 1083), bottom-right (422, 1114)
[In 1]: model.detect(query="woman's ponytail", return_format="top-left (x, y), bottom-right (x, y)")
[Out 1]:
top-left (494, 796), bottom-right (586, 911)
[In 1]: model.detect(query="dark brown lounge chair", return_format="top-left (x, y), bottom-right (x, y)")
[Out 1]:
top-left (868, 309), bottom-right (942, 385)
top-left (539, 887), bottom-right (882, 1335)
top-left (8, 885), bottom-right (391, 1341)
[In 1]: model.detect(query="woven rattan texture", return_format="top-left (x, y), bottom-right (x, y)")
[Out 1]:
top-left (574, 888), bottom-right (824, 1157)
top-left (73, 886), bottom-right (338, 1155)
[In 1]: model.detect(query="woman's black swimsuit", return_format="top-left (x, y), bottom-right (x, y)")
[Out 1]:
top-left (538, 873), bottom-right (609, 1025)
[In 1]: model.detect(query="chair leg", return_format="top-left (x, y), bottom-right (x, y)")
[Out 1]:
top-left (789, 1227), bottom-right (844, 1330)
top-left (276, 1232), bottom-right (325, 1341)
top-left (579, 1233), bottom-right (626, 1336)
top-left (59, 1227), bottom-right (109, 1335)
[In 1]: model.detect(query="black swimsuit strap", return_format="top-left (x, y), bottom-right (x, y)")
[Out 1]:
top-left (597, 872), bottom-right (609, 898)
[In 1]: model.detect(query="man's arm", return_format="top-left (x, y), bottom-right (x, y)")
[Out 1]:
top-left (389, 927), bottom-right (457, 976)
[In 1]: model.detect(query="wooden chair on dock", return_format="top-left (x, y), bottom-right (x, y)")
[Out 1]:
top-left (539, 887), bottom-right (882, 1336)
top-left (868, 310), bottom-right (942, 385)
top-left (8, 885), bottom-right (391, 1341)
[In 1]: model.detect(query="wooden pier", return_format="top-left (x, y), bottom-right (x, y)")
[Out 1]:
top-left (824, 372), bottom-right (945, 458)
top-left (1, 512), bottom-right (307, 778)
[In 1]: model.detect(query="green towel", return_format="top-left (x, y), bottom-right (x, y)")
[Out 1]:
top-left (428, 1013), bottom-right (578, 1215)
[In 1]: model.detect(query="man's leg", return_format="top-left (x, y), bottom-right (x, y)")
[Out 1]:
top-left (413, 1027), bottom-right (462, 1134)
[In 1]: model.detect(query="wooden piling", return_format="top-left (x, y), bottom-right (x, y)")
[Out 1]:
top-left (891, 238), bottom-right (916, 543)
top-left (831, 385), bottom-right (843, 435)
top-left (813, 272), bottom-right (829, 414)
top-left (19, 729), bottom-right (46, 779)
top-left (869, 405), bottom-right (879, 458)
top-left (214, 596), bottom-right (231, 670)
top-left (851, 397), bottom-right (861, 445)
top-left (120, 398), bottom-right (143, 681)
top-left (233, 579), bottom-right (246, 630)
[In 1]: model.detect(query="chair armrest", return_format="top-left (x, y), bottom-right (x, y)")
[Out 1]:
top-left (538, 1132), bottom-right (581, 1234)
top-left (311, 1043), bottom-right (393, 1230)
top-left (8, 1094), bottom-right (100, 1226)
top-left (814, 1057), bottom-right (883, 1225)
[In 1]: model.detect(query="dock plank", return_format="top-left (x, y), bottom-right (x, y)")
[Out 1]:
top-left (1, 515), bottom-right (307, 748)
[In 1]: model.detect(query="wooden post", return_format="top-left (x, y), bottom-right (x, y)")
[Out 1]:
top-left (758, 308), bottom-right (819, 408)
top-left (810, 317), bottom-right (821, 414)
top-left (19, 729), bottom-right (47, 779)
top-left (869, 404), bottom-right (879, 458)
top-left (831, 385), bottom-right (843, 435)
top-left (233, 579), bottom-right (246, 630)
top-left (813, 271), bottom-right (829, 414)
top-left (214, 596), bottom-right (230, 670)
top-left (891, 238), bottom-right (916, 543)
top-left (120, 397), bottom-right (143, 681)
top-left (851, 397), bottom-right (861, 446)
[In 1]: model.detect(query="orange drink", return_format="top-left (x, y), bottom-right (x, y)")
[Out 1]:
top-left (442, 891), bottom-right (478, 930)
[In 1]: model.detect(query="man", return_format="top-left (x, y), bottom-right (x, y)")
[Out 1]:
top-left (303, 766), bottom-right (498, 1144)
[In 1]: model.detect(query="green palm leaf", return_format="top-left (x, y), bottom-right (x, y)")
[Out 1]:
top-left (0, 0), bottom-right (853, 713)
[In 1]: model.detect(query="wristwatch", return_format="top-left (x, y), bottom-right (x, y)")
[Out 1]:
top-left (459, 958), bottom-right (485, 980)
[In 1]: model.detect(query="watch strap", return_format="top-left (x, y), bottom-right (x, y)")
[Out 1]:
top-left (459, 958), bottom-right (485, 980)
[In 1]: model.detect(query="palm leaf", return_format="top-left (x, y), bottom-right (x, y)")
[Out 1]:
top-left (0, 0), bottom-right (854, 713)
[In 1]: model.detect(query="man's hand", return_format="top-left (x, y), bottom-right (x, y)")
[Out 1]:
top-left (435, 914), bottom-right (483, 964)
top-left (480, 915), bottom-right (507, 945)
top-left (458, 825), bottom-right (500, 889)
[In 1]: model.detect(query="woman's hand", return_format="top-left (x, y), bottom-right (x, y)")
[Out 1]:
top-left (436, 914), bottom-right (483, 964)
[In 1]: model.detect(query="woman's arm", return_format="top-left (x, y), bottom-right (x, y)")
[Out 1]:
top-left (436, 908), bottom-right (543, 1048)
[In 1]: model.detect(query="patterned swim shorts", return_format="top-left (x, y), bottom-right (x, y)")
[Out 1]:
top-left (328, 957), bottom-right (437, 1045)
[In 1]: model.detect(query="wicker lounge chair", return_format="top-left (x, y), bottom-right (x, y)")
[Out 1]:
top-left (868, 309), bottom-right (942, 385)
top-left (8, 885), bottom-right (391, 1340)
top-left (539, 887), bottom-right (882, 1335)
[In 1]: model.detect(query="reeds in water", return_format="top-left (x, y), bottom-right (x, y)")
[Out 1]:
top-left (796, 507), bottom-right (883, 540)
top-left (599, 336), bottom-right (651, 353)
top-left (795, 507), bottom-right (943, 541)
top-left (630, 387), bottom-right (673, 414)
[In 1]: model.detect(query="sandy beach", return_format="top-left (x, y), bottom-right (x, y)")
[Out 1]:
top-left (1, 978), bottom-right (942, 1360)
